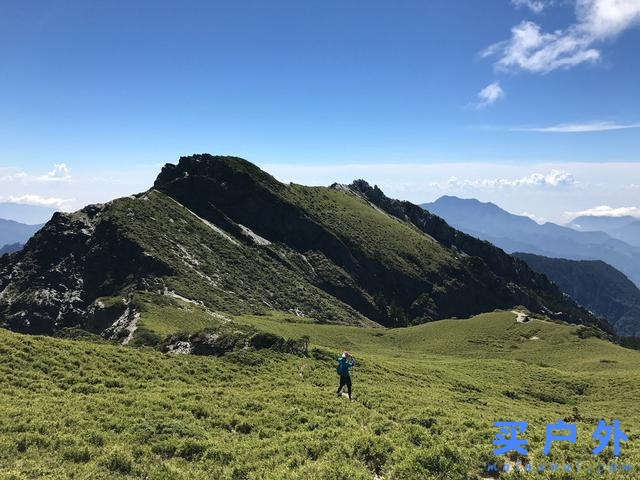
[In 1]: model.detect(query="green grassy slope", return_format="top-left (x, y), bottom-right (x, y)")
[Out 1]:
top-left (1, 310), bottom-right (638, 480)
top-left (284, 185), bottom-right (453, 277)
top-left (102, 190), bottom-right (370, 326)
top-left (238, 310), bottom-right (636, 372)
top-left (1, 154), bottom-right (606, 338)
top-left (0, 188), bottom-right (371, 335)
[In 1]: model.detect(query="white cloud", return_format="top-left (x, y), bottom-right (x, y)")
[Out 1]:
top-left (523, 169), bottom-right (576, 186)
top-left (0, 168), bottom-right (28, 183)
top-left (481, 20), bottom-right (600, 73)
top-left (512, 121), bottom-right (640, 132)
top-left (5, 194), bottom-right (74, 209)
top-left (40, 163), bottom-right (71, 181)
top-left (0, 162), bottom-right (158, 213)
top-left (581, 0), bottom-right (640, 38)
top-left (476, 82), bottom-right (505, 108)
top-left (439, 169), bottom-right (576, 189)
top-left (511, 0), bottom-right (552, 13)
top-left (566, 205), bottom-right (640, 217)
top-left (0, 163), bottom-right (72, 183)
top-left (483, 0), bottom-right (640, 73)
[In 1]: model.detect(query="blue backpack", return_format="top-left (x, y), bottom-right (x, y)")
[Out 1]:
top-left (336, 358), bottom-right (349, 376)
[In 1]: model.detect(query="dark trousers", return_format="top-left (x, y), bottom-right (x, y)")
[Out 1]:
top-left (337, 375), bottom-right (352, 398)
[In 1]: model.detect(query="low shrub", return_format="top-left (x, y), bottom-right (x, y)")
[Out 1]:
top-left (101, 449), bottom-right (134, 475)
top-left (62, 446), bottom-right (91, 463)
top-left (352, 434), bottom-right (393, 475)
top-left (177, 439), bottom-right (207, 460)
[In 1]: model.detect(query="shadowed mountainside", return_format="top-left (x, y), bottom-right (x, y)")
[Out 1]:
top-left (0, 155), bottom-right (609, 340)
top-left (514, 252), bottom-right (640, 337)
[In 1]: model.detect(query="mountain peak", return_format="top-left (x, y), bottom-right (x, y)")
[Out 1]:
top-left (154, 154), bottom-right (283, 192)
top-left (423, 196), bottom-right (538, 233)
top-left (431, 195), bottom-right (507, 212)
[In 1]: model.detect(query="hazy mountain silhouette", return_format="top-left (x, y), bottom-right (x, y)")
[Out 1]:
top-left (0, 243), bottom-right (23, 256)
top-left (0, 203), bottom-right (55, 224)
top-left (422, 196), bottom-right (640, 287)
top-left (0, 218), bottom-right (43, 247)
top-left (568, 215), bottom-right (640, 248)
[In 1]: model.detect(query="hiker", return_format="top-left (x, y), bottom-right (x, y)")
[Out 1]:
top-left (336, 351), bottom-right (355, 399)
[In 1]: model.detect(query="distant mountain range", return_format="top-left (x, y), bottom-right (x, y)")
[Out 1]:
top-left (568, 215), bottom-right (640, 248)
top-left (514, 252), bottom-right (640, 337)
top-left (0, 203), bottom-right (55, 224)
top-left (422, 196), bottom-right (640, 287)
top-left (0, 243), bottom-right (23, 256)
top-left (0, 218), bottom-right (44, 247)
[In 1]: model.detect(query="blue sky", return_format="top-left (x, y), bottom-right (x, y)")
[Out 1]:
top-left (1, 0), bottom-right (639, 223)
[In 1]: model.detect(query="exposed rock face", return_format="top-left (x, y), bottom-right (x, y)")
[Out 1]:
top-left (102, 304), bottom-right (140, 344)
top-left (0, 154), bottom-right (610, 337)
top-left (0, 204), bottom-right (170, 334)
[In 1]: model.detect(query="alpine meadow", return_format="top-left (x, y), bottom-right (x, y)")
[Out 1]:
top-left (3, 1), bottom-right (640, 479)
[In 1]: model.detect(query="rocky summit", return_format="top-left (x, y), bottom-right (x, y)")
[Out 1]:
top-left (0, 154), bottom-right (609, 341)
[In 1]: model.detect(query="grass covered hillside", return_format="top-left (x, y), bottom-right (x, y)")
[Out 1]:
top-left (0, 188), bottom-right (370, 336)
top-left (1, 310), bottom-right (638, 479)
top-left (156, 155), bottom-right (602, 329)
top-left (1, 154), bottom-right (607, 339)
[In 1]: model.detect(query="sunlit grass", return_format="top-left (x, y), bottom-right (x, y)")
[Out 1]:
top-left (1, 310), bottom-right (638, 479)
